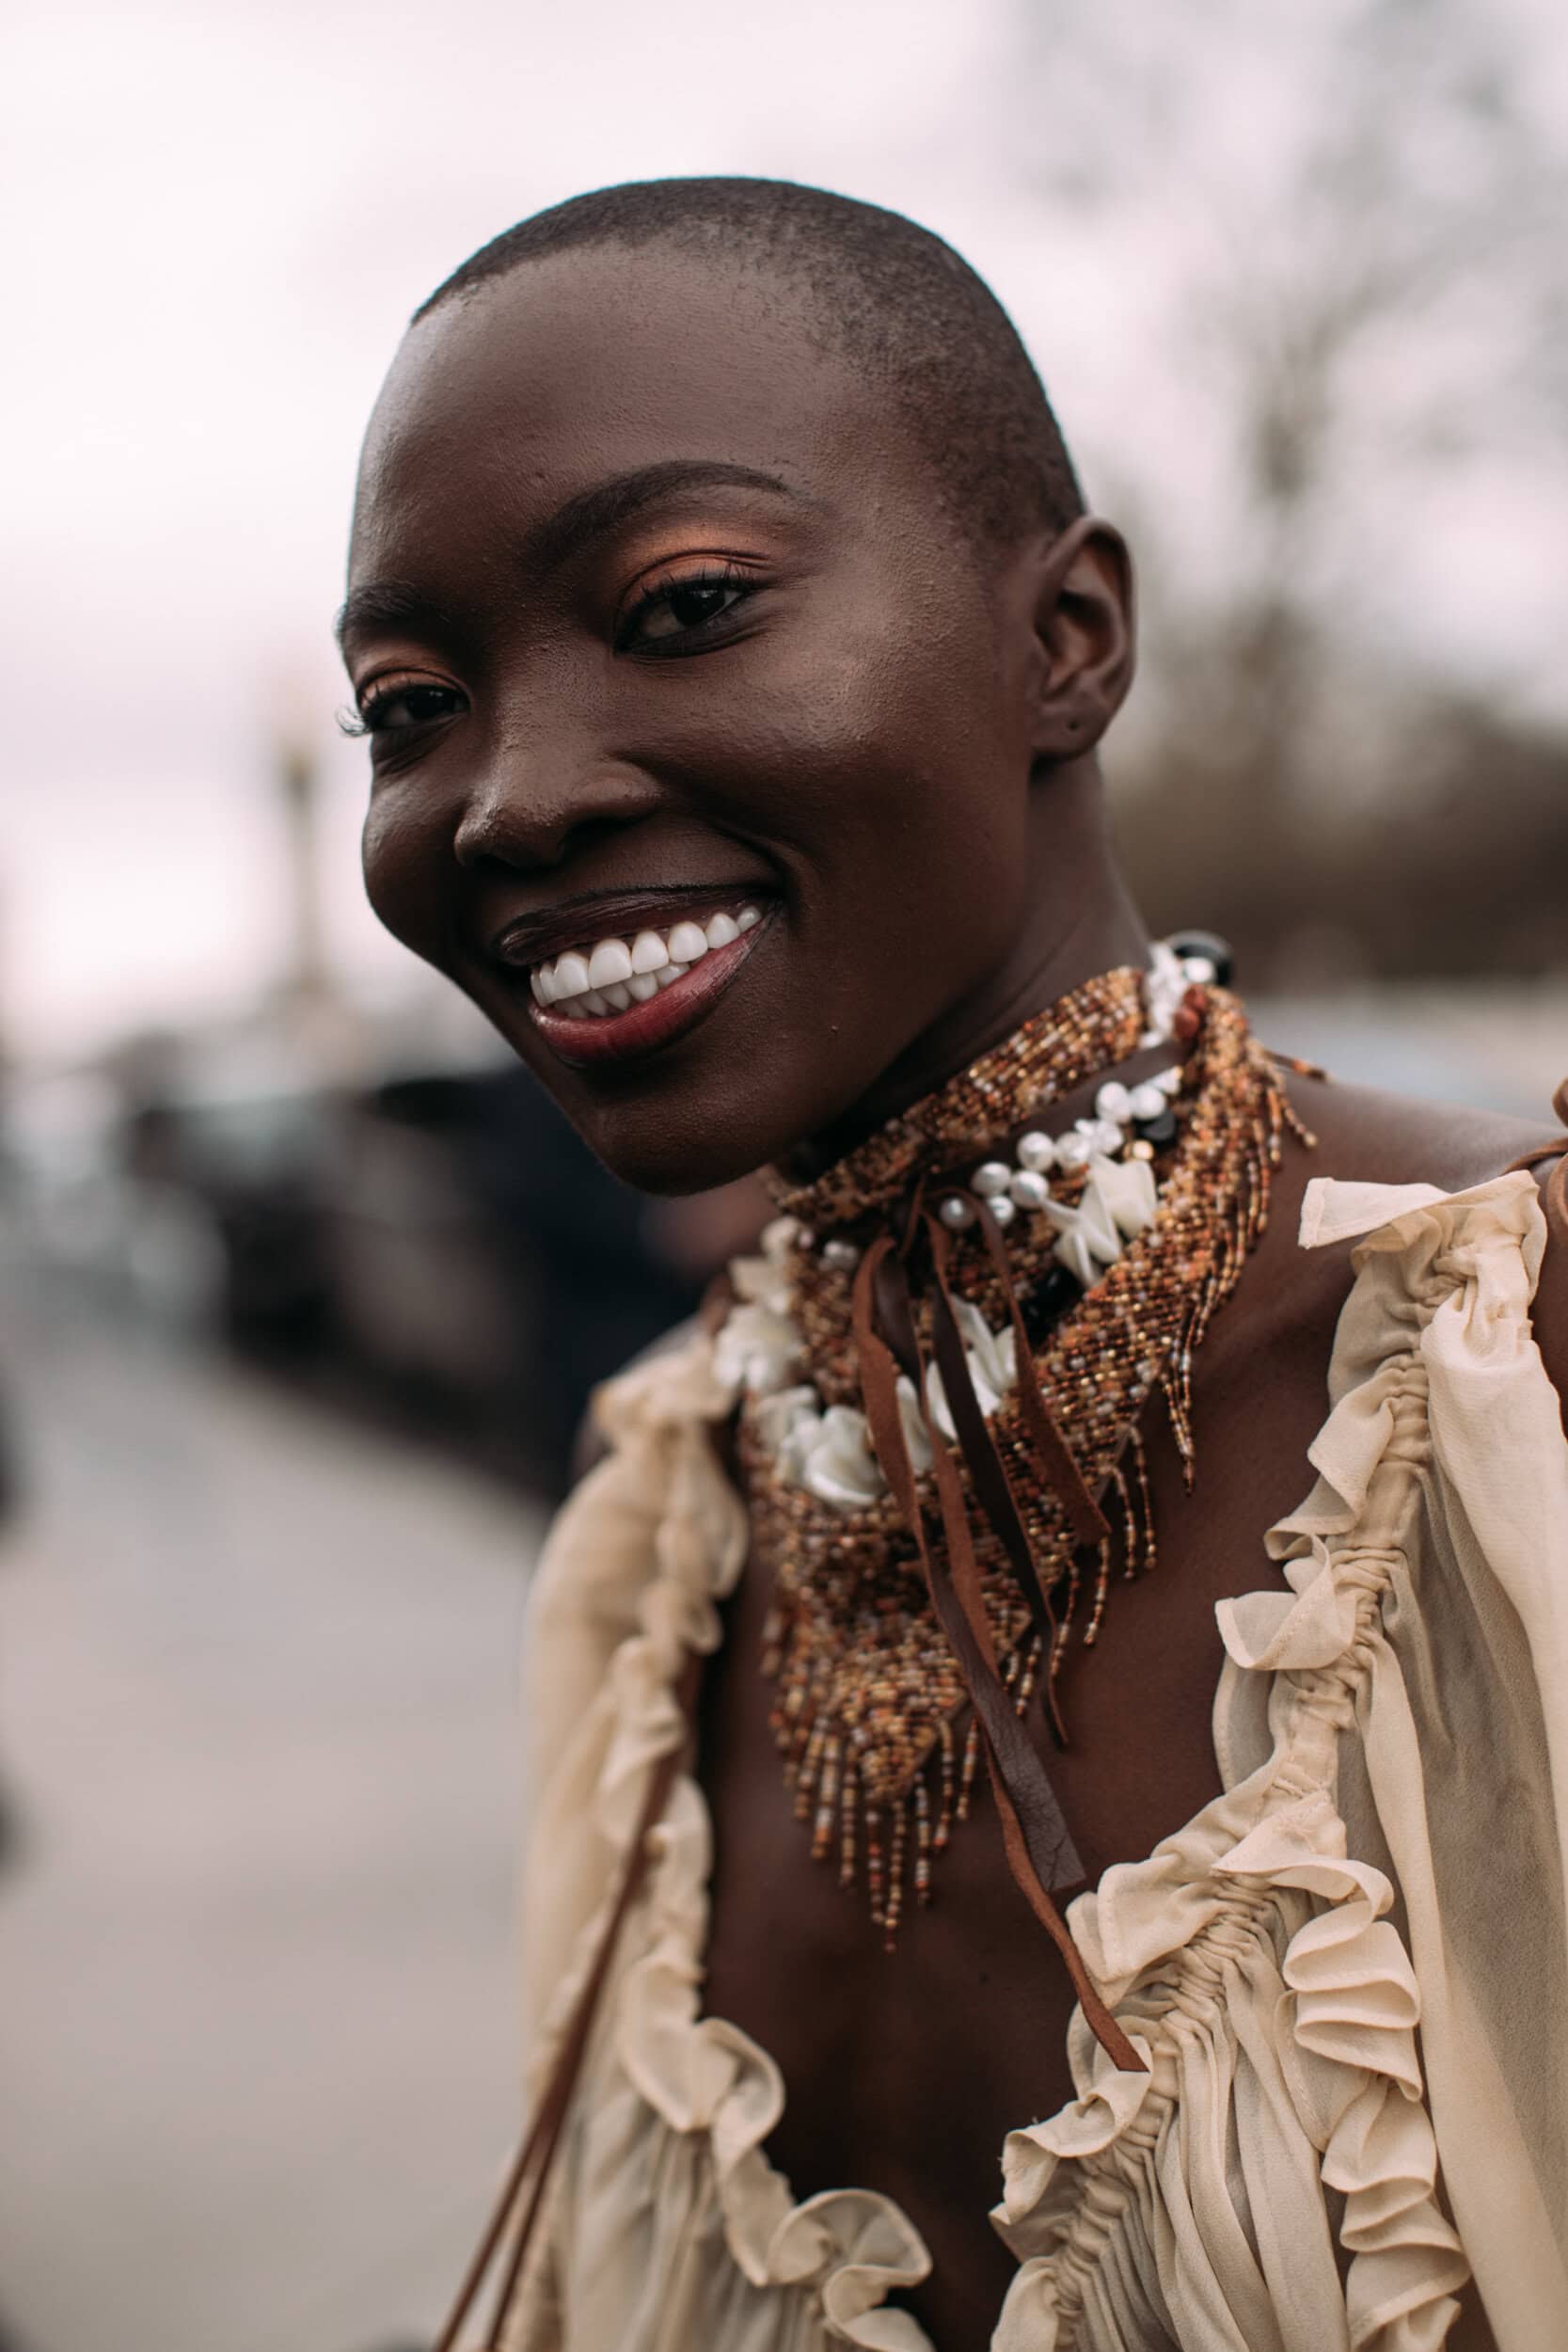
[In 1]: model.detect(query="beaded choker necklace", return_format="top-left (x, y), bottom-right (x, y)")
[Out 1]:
top-left (720, 948), bottom-right (1310, 2048)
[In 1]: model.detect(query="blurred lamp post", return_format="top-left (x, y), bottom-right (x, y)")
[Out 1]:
top-left (277, 736), bottom-right (328, 1012)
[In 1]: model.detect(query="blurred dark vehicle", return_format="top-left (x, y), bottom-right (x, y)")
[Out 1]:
top-left (124, 1088), bottom-right (332, 1354)
top-left (119, 1065), bottom-right (765, 1498)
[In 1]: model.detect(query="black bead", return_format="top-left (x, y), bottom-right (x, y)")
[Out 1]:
top-left (1168, 930), bottom-right (1235, 987)
top-left (1022, 1262), bottom-right (1083, 1343)
top-left (1134, 1106), bottom-right (1179, 1150)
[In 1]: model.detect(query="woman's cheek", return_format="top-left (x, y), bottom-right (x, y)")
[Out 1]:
top-left (361, 793), bottom-right (451, 962)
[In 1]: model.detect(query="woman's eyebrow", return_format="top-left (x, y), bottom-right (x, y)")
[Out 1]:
top-left (337, 463), bottom-right (807, 651)
top-left (519, 458), bottom-right (805, 576)
top-left (335, 579), bottom-right (451, 654)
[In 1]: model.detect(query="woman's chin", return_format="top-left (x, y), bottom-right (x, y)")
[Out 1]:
top-left (573, 1108), bottom-right (788, 1198)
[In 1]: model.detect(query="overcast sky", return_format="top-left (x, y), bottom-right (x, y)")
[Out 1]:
top-left (6, 0), bottom-right (1564, 1061)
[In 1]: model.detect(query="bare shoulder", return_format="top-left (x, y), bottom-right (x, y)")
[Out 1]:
top-left (1294, 1072), bottom-right (1557, 1192)
top-left (1275, 1072), bottom-right (1568, 1413)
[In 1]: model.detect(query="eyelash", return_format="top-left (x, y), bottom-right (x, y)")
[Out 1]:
top-left (615, 559), bottom-right (764, 654)
top-left (339, 677), bottom-right (465, 739)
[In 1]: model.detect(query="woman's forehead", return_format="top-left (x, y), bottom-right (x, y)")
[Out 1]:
top-left (353, 246), bottom-right (905, 556)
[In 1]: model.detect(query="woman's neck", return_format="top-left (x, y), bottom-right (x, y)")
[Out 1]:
top-left (790, 766), bottom-right (1150, 1180)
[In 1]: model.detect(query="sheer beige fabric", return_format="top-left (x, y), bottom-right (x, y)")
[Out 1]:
top-left (501, 1171), bottom-right (1567, 2352)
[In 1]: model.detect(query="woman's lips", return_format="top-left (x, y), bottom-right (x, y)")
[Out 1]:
top-left (527, 919), bottom-right (767, 1067)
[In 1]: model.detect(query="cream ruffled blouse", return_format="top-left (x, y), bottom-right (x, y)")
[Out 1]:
top-left (500, 1171), bottom-right (1568, 2352)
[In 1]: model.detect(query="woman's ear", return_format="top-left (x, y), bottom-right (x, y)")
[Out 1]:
top-left (1022, 516), bottom-right (1135, 760)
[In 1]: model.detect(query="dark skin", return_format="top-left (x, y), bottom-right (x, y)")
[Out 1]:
top-left (345, 245), bottom-right (1565, 2349)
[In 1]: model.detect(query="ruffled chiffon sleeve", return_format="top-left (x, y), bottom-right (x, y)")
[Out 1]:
top-left (510, 1327), bottom-right (934, 2351)
top-left (510, 1176), bottom-right (1566, 2351)
top-left (992, 1169), bottom-right (1568, 2351)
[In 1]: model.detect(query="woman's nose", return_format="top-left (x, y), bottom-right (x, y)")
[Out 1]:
top-left (451, 755), bottom-right (665, 872)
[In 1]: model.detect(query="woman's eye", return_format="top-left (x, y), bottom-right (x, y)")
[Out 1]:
top-left (619, 569), bottom-right (756, 652)
top-left (357, 680), bottom-right (466, 732)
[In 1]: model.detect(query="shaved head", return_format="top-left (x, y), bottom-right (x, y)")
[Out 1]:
top-left (415, 177), bottom-right (1084, 556)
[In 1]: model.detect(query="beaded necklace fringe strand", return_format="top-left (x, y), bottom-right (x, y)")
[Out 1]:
top-left (738, 970), bottom-right (1313, 1947)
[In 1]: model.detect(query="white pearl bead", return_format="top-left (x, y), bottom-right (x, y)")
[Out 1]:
top-left (1009, 1168), bottom-right (1051, 1210)
top-left (1056, 1132), bottom-right (1092, 1168)
top-left (986, 1193), bottom-right (1017, 1228)
top-left (1156, 1065), bottom-right (1182, 1097)
top-left (1016, 1129), bottom-right (1055, 1172)
top-left (1086, 1119), bottom-right (1125, 1156)
top-left (1129, 1082), bottom-right (1166, 1121)
top-left (1095, 1081), bottom-right (1132, 1123)
top-left (823, 1238), bottom-right (861, 1271)
top-left (938, 1195), bottom-right (975, 1231)
top-left (1181, 955), bottom-right (1217, 985)
top-left (972, 1161), bottom-right (1011, 1198)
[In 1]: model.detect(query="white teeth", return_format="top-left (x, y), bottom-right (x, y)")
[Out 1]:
top-left (537, 900), bottom-right (765, 1018)
top-left (667, 919), bottom-right (709, 964)
top-left (587, 938), bottom-right (632, 989)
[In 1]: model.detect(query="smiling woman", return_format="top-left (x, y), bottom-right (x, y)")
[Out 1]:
top-left (341, 179), bottom-right (1568, 2352)
top-left (341, 182), bottom-right (1128, 1200)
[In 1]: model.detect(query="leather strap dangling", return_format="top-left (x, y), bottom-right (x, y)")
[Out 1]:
top-left (852, 1238), bottom-right (1145, 2075)
top-left (924, 1226), bottom-right (1064, 1677)
top-left (965, 1194), bottom-right (1113, 1554)
top-left (435, 1674), bottom-right (696, 2352)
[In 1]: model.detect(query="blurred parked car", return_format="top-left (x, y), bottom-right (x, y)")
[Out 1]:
top-left (103, 1060), bottom-right (766, 1497)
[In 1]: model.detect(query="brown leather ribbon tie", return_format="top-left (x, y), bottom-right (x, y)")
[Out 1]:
top-left (852, 1193), bottom-right (1145, 2076)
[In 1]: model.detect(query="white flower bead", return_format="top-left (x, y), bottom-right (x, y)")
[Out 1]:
top-left (799, 1404), bottom-right (884, 1507)
top-left (713, 1302), bottom-right (801, 1395)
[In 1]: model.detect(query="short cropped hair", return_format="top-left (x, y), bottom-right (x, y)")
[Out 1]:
top-left (415, 177), bottom-right (1084, 555)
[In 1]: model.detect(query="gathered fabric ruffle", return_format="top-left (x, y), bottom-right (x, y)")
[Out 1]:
top-left (993, 1171), bottom-right (1564, 2351)
top-left (513, 1173), bottom-right (1566, 2351)
top-left (512, 1312), bottom-right (933, 2349)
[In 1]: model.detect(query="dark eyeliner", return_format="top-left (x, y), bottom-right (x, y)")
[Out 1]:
top-left (354, 680), bottom-right (467, 735)
top-left (615, 561), bottom-right (764, 656)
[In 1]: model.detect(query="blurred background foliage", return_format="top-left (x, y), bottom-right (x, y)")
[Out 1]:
top-left (1020, 0), bottom-right (1568, 983)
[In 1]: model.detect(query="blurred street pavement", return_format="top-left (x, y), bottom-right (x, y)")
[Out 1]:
top-left (0, 1256), bottom-right (546, 2352)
